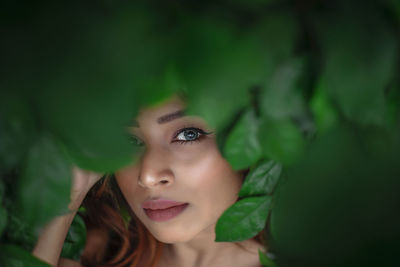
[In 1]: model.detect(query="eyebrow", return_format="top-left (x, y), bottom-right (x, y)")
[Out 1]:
top-left (133, 109), bottom-right (185, 127)
top-left (157, 109), bottom-right (185, 124)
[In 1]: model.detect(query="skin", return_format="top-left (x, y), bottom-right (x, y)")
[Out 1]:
top-left (32, 95), bottom-right (262, 267)
top-left (114, 96), bottom-right (262, 267)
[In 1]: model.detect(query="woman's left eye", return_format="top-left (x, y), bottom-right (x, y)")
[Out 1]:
top-left (129, 135), bottom-right (145, 147)
top-left (173, 127), bottom-right (211, 144)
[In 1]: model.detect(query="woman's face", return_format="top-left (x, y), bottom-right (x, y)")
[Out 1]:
top-left (115, 96), bottom-right (243, 243)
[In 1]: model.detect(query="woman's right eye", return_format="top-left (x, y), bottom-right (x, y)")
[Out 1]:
top-left (129, 135), bottom-right (144, 146)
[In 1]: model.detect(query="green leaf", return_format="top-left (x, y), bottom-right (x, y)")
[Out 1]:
top-left (0, 180), bottom-right (4, 201)
top-left (36, 85), bottom-right (140, 172)
top-left (31, 8), bottom-right (172, 172)
top-left (181, 18), bottom-right (250, 131)
top-left (0, 179), bottom-right (7, 236)
top-left (258, 118), bottom-right (306, 165)
top-left (0, 244), bottom-right (52, 267)
top-left (61, 213), bottom-right (87, 260)
top-left (215, 196), bottom-right (271, 242)
top-left (0, 205), bottom-right (7, 236)
top-left (384, 0), bottom-right (400, 24)
top-left (270, 126), bottom-right (400, 264)
top-left (224, 0), bottom-right (281, 9)
top-left (137, 64), bottom-right (185, 108)
top-left (384, 81), bottom-right (400, 128)
top-left (315, 5), bottom-right (398, 126)
top-left (3, 212), bottom-right (36, 251)
top-left (260, 57), bottom-right (307, 120)
top-left (0, 90), bottom-right (37, 173)
top-left (223, 108), bottom-right (262, 170)
top-left (183, 11), bottom-right (298, 132)
top-left (17, 134), bottom-right (71, 232)
top-left (239, 160), bottom-right (282, 197)
top-left (259, 249), bottom-right (277, 267)
top-left (310, 82), bottom-right (339, 134)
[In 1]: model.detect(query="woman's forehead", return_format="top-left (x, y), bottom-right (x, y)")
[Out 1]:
top-left (135, 96), bottom-right (186, 125)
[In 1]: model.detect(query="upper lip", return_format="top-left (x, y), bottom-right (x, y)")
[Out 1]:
top-left (142, 198), bottom-right (187, 210)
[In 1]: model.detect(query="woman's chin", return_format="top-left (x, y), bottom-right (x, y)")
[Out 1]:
top-left (149, 228), bottom-right (196, 244)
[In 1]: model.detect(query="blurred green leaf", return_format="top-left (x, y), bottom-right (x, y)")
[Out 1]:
top-left (61, 213), bottom-right (87, 260)
top-left (216, 196), bottom-right (271, 242)
top-left (258, 118), bottom-right (306, 165)
top-left (0, 206), bottom-right (7, 237)
top-left (0, 180), bottom-right (4, 201)
top-left (0, 179), bottom-right (6, 236)
top-left (36, 85), bottom-right (140, 172)
top-left (0, 244), bottom-right (52, 267)
top-left (260, 57), bottom-right (307, 120)
top-left (137, 64), bottom-right (185, 108)
top-left (31, 6), bottom-right (178, 172)
top-left (224, 0), bottom-right (281, 8)
top-left (385, 0), bottom-right (400, 23)
top-left (384, 81), bottom-right (400, 127)
top-left (2, 212), bottom-right (36, 251)
top-left (17, 134), bottom-right (71, 232)
top-left (254, 11), bottom-right (298, 65)
top-left (1, 2), bottom-right (400, 266)
top-left (223, 108), bottom-right (262, 170)
top-left (270, 126), bottom-right (400, 266)
top-left (239, 160), bottom-right (282, 197)
top-left (315, 5), bottom-right (398, 126)
top-left (0, 91), bottom-right (36, 173)
top-left (183, 11), bottom-right (298, 132)
top-left (310, 82), bottom-right (339, 134)
top-left (181, 17), bottom-right (250, 131)
top-left (259, 249), bottom-right (278, 267)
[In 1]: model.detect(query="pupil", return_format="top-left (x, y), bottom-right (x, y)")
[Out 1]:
top-left (185, 130), bottom-right (197, 140)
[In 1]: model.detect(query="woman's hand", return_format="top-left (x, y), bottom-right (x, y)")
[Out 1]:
top-left (68, 167), bottom-right (103, 212)
top-left (33, 167), bottom-right (102, 266)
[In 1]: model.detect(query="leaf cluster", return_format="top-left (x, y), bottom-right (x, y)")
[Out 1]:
top-left (1, 0), bottom-right (400, 266)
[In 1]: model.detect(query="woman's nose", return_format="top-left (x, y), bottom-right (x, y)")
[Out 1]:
top-left (138, 147), bottom-right (175, 188)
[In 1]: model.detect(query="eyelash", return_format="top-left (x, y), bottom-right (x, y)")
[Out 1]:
top-left (129, 126), bottom-right (213, 146)
top-left (172, 126), bottom-right (213, 145)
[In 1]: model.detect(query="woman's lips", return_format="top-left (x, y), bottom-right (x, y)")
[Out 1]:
top-left (142, 199), bottom-right (188, 222)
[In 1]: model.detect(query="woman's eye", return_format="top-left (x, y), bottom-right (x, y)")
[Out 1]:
top-left (129, 135), bottom-right (144, 146)
top-left (173, 127), bottom-right (212, 144)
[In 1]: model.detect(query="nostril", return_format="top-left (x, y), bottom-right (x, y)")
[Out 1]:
top-left (160, 180), bottom-right (169, 184)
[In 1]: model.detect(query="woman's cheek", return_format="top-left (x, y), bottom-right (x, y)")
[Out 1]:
top-left (115, 166), bottom-right (141, 200)
top-left (178, 147), bottom-right (238, 196)
top-left (170, 137), bottom-right (216, 163)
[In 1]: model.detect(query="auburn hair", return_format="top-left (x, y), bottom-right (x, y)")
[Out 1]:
top-left (80, 171), bottom-right (267, 267)
top-left (80, 175), bottom-right (163, 267)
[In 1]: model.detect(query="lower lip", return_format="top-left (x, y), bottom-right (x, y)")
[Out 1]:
top-left (144, 203), bottom-right (189, 222)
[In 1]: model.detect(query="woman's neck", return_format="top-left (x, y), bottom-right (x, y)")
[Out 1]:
top-left (158, 224), bottom-right (262, 267)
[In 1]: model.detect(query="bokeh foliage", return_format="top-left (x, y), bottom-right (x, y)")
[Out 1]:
top-left (1, 0), bottom-right (399, 266)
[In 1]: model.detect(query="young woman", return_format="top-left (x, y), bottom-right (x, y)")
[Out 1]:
top-left (33, 95), bottom-right (265, 267)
